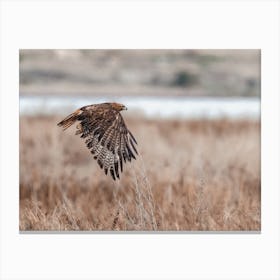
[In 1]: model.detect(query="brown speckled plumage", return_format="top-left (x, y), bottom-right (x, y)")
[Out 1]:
top-left (57, 102), bottom-right (138, 180)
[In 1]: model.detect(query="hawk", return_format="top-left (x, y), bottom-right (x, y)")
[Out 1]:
top-left (57, 102), bottom-right (138, 180)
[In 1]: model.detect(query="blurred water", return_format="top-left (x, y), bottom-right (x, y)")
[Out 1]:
top-left (20, 96), bottom-right (260, 120)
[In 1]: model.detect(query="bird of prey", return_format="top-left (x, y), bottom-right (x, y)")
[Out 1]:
top-left (57, 102), bottom-right (138, 180)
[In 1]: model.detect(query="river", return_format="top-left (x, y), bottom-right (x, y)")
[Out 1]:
top-left (20, 96), bottom-right (260, 120)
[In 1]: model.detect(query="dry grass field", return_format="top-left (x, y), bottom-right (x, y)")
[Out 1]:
top-left (20, 116), bottom-right (260, 231)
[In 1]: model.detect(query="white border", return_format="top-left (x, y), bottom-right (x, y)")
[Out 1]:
top-left (1, 1), bottom-right (279, 279)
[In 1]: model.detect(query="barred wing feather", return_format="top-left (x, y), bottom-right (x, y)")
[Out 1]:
top-left (58, 103), bottom-right (138, 180)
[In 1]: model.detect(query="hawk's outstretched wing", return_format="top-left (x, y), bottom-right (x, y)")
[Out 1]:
top-left (57, 103), bottom-right (138, 180)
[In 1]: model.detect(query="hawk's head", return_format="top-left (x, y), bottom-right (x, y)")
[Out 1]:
top-left (111, 103), bottom-right (127, 111)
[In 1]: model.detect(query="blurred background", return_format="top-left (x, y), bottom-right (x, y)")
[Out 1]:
top-left (19, 49), bottom-right (260, 118)
top-left (19, 50), bottom-right (261, 231)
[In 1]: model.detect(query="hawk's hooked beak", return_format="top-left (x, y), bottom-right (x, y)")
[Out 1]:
top-left (123, 106), bottom-right (128, 111)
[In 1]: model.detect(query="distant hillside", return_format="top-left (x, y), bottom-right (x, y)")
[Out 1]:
top-left (19, 49), bottom-right (260, 97)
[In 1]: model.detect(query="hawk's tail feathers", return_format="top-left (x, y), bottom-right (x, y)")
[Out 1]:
top-left (57, 109), bottom-right (82, 130)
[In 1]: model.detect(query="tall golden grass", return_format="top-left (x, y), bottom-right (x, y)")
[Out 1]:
top-left (20, 116), bottom-right (260, 231)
